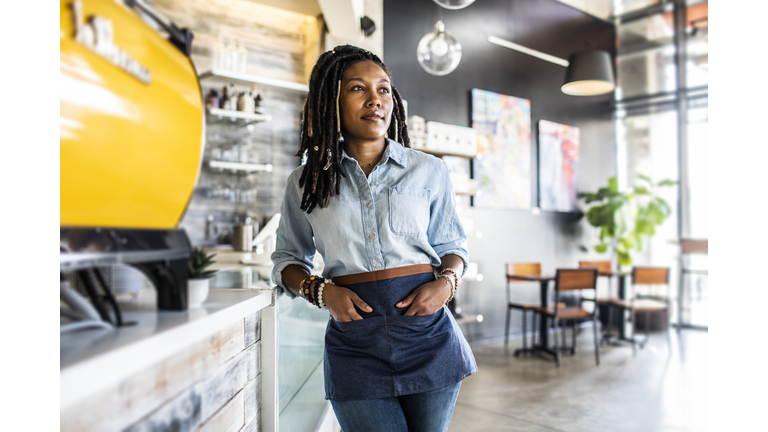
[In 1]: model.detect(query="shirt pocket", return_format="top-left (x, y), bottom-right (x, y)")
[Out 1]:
top-left (389, 186), bottom-right (430, 237)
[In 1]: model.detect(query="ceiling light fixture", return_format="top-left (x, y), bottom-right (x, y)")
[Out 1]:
top-left (433, 0), bottom-right (476, 10)
top-left (487, 36), bottom-right (569, 67)
top-left (418, 20), bottom-right (462, 76)
top-left (561, 50), bottom-right (615, 96)
top-left (487, 36), bottom-right (615, 96)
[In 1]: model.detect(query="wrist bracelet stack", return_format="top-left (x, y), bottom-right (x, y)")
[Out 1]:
top-left (439, 268), bottom-right (459, 304)
top-left (300, 275), bottom-right (332, 309)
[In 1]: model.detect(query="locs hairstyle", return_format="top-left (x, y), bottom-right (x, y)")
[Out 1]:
top-left (296, 45), bottom-right (410, 213)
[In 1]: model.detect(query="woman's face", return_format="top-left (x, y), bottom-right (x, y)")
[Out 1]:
top-left (339, 60), bottom-right (393, 144)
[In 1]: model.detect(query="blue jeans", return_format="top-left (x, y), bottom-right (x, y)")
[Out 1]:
top-left (330, 381), bottom-right (461, 432)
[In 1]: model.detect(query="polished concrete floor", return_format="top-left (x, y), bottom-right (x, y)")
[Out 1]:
top-left (449, 328), bottom-right (707, 432)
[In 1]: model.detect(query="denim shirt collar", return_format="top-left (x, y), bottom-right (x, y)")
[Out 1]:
top-left (341, 138), bottom-right (408, 169)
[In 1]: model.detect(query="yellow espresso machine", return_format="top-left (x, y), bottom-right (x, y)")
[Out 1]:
top-left (60, 0), bottom-right (203, 310)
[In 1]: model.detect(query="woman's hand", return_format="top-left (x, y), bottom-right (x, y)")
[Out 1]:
top-left (323, 283), bottom-right (373, 322)
top-left (396, 278), bottom-right (452, 316)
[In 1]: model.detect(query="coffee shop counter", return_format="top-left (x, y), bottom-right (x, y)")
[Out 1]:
top-left (60, 261), bottom-right (332, 432)
top-left (60, 263), bottom-right (277, 432)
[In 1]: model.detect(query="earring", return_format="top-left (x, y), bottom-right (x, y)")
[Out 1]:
top-left (336, 80), bottom-right (344, 143)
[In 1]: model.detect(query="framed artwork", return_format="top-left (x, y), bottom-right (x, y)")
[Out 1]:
top-left (538, 119), bottom-right (580, 212)
top-left (471, 88), bottom-right (531, 209)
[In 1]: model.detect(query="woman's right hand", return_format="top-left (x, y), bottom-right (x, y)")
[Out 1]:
top-left (323, 283), bottom-right (373, 322)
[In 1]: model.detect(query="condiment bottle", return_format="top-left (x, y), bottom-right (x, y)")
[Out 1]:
top-left (219, 85), bottom-right (230, 110)
top-left (205, 89), bottom-right (219, 110)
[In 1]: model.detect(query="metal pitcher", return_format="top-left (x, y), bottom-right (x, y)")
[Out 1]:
top-left (232, 217), bottom-right (256, 252)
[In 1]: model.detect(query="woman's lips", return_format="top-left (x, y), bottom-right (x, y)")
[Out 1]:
top-left (362, 112), bottom-right (384, 121)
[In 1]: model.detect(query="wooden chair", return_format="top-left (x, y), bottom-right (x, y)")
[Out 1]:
top-left (505, 263), bottom-right (542, 353)
top-left (613, 267), bottom-right (672, 352)
top-left (679, 239), bottom-right (708, 329)
top-left (535, 268), bottom-right (600, 367)
top-left (579, 260), bottom-right (619, 338)
top-left (578, 260), bottom-right (615, 302)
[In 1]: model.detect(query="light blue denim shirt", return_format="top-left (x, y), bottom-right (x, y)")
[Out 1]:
top-left (271, 139), bottom-right (468, 298)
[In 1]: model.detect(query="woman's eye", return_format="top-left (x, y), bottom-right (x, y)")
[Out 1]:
top-left (380, 88), bottom-right (390, 94)
top-left (352, 85), bottom-right (364, 91)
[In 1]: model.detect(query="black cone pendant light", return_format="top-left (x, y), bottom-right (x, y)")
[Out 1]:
top-left (561, 50), bottom-right (615, 96)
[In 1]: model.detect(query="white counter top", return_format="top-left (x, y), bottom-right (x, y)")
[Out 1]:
top-left (60, 287), bottom-right (273, 411)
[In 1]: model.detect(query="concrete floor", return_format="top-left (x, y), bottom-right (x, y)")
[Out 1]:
top-left (449, 328), bottom-right (707, 432)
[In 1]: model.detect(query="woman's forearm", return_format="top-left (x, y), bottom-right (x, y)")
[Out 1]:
top-left (437, 254), bottom-right (465, 282)
top-left (281, 264), bottom-right (311, 298)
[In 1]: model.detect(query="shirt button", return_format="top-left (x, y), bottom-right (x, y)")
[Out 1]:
top-left (370, 182), bottom-right (375, 186)
top-left (366, 202), bottom-right (371, 208)
top-left (375, 264), bottom-right (381, 269)
top-left (369, 233), bottom-right (374, 239)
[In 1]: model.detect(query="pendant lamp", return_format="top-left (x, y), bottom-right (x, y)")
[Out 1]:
top-left (561, 50), bottom-right (615, 96)
top-left (433, 0), bottom-right (476, 10)
top-left (417, 20), bottom-right (462, 76)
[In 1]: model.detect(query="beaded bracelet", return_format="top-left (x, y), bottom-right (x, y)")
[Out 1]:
top-left (299, 275), bottom-right (332, 309)
top-left (316, 279), bottom-right (331, 309)
top-left (300, 275), bottom-right (323, 305)
top-left (439, 268), bottom-right (459, 303)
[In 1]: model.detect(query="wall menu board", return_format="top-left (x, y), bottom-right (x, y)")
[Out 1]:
top-left (471, 88), bottom-right (531, 210)
top-left (538, 119), bottom-right (580, 213)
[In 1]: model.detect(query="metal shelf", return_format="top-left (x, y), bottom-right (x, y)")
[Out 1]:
top-left (413, 147), bottom-right (477, 159)
top-left (207, 108), bottom-right (271, 123)
top-left (209, 160), bottom-right (273, 172)
top-left (199, 69), bottom-right (309, 93)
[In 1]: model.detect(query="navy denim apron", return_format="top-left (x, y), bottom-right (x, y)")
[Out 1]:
top-left (324, 271), bottom-right (477, 400)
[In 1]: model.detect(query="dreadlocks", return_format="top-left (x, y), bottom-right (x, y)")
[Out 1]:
top-left (296, 45), bottom-right (411, 213)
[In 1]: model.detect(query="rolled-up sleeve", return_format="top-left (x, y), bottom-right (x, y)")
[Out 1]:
top-left (427, 160), bottom-right (469, 277)
top-left (271, 169), bottom-right (316, 298)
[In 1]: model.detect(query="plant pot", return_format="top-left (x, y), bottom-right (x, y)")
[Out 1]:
top-left (188, 278), bottom-right (210, 307)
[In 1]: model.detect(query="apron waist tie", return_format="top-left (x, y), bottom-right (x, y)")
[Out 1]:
top-left (333, 264), bottom-right (433, 286)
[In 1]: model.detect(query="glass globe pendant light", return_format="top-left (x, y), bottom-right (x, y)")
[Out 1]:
top-left (433, 0), bottom-right (476, 10)
top-left (417, 20), bottom-right (462, 76)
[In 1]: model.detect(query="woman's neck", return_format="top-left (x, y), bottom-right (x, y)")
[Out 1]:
top-left (343, 136), bottom-right (387, 167)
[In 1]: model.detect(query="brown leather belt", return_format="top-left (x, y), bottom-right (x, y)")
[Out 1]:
top-left (333, 264), bottom-right (434, 286)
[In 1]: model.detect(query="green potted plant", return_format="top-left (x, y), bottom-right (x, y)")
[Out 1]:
top-left (581, 174), bottom-right (677, 268)
top-left (188, 247), bottom-right (217, 307)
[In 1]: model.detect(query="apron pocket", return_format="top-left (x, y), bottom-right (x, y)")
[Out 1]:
top-left (385, 307), bottom-right (464, 395)
top-left (325, 316), bottom-right (394, 399)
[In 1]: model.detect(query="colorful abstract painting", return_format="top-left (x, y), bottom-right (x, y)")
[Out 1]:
top-left (538, 119), bottom-right (580, 212)
top-left (471, 89), bottom-right (531, 209)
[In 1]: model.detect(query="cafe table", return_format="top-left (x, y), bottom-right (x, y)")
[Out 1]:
top-left (506, 274), bottom-right (559, 361)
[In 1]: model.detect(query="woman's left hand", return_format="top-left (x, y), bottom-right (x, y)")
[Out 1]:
top-left (396, 279), bottom-right (452, 316)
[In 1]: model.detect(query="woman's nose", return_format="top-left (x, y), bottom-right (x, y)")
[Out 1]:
top-left (366, 91), bottom-right (381, 107)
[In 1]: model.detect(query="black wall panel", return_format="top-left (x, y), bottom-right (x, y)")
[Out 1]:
top-left (383, 0), bottom-right (617, 341)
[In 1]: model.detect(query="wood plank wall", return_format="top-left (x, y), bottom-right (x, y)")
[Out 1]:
top-left (150, 0), bottom-right (319, 245)
top-left (61, 311), bottom-right (262, 432)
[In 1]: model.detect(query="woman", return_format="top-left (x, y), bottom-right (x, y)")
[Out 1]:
top-left (271, 45), bottom-right (476, 432)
